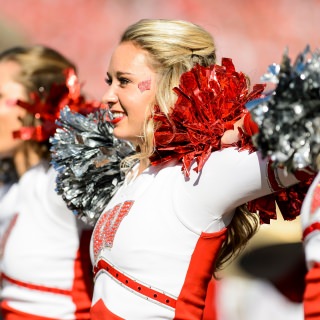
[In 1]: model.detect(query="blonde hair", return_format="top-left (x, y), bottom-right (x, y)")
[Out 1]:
top-left (0, 45), bottom-right (76, 163)
top-left (120, 19), bottom-right (216, 160)
top-left (120, 19), bottom-right (259, 271)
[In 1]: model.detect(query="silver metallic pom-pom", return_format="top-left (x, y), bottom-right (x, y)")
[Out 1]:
top-left (248, 46), bottom-right (320, 172)
top-left (50, 106), bottom-right (135, 225)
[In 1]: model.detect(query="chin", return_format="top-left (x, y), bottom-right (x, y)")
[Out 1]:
top-left (113, 129), bottom-right (139, 145)
top-left (112, 129), bottom-right (126, 140)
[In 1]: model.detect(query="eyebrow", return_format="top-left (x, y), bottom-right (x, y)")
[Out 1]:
top-left (106, 71), bottom-right (134, 78)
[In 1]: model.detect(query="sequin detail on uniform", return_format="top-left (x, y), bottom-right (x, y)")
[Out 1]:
top-left (93, 201), bottom-right (134, 261)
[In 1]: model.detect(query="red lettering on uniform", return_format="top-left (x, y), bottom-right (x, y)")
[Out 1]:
top-left (93, 201), bottom-right (134, 261)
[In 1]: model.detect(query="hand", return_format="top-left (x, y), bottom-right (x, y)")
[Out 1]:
top-left (221, 117), bottom-right (244, 146)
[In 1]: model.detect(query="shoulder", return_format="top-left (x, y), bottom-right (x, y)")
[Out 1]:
top-left (201, 147), bottom-right (259, 174)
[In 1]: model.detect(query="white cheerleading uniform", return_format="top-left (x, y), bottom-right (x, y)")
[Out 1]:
top-left (90, 148), bottom-right (301, 319)
top-left (0, 162), bottom-right (93, 320)
top-left (300, 171), bottom-right (320, 319)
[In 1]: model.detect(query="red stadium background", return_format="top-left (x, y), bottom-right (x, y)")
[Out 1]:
top-left (0, 0), bottom-right (319, 99)
top-left (0, 1), bottom-right (319, 318)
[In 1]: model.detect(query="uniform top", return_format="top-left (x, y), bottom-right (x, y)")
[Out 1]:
top-left (91, 147), bottom-right (300, 319)
top-left (0, 162), bottom-right (93, 320)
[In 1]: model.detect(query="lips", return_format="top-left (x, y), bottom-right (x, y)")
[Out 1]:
top-left (111, 117), bottom-right (123, 125)
top-left (111, 111), bottom-right (125, 125)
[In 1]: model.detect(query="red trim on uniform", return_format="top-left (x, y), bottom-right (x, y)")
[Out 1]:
top-left (202, 278), bottom-right (218, 320)
top-left (303, 222), bottom-right (320, 240)
top-left (304, 263), bottom-right (320, 319)
top-left (174, 228), bottom-right (227, 320)
top-left (90, 299), bottom-right (124, 320)
top-left (94, 259), bottom-right (177, 308)
top-left (71, 229), bottom-right (93, 319)
top-left (1, 231), bottom-right (92, 320)
top-left (1, 300), bottom-right (58, 320)
top-left (294, 167), bottom-right (316, 183)
top-left (1, 273), bottom-right (71, 295)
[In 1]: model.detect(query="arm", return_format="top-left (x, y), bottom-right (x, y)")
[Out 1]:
top-left (175, 147), bottom-right (307, 232)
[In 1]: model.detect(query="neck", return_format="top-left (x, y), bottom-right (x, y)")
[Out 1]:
top-left (137, 158), bottom-right (150, 176)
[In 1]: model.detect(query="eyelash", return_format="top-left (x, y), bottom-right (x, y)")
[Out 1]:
top-left (105, 77), bottom-right (112, 86)
top-left (104, 76), bottom-right (130, 87)
top-left (119, 77), bottom-right (130, 86)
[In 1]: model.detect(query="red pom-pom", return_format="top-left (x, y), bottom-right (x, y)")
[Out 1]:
top-left (150, 59), bottom-right (265, 177)
top-left (13, 68), bottom-right (102, 142)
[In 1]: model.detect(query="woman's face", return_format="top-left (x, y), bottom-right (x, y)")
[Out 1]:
top-left (0, 60), bottom-right (28, 158)
top-left (102, 41), bottom-right (157, 145)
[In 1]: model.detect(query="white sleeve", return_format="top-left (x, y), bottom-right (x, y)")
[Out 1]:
top-left (189, 148), bottom-right (299, 210)
top-left (175, 147), bottom-right (300, 232)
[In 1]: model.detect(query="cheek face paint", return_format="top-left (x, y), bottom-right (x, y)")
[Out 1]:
top-left (138, 79), bottom-right (151, 93)
top-left (5, 99), bottom-right (18, 107)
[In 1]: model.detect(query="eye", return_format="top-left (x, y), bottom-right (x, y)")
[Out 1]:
top-left (105, 76), bottom-right (112, 86)
top-left (118, 77), bottom-right (130, 87)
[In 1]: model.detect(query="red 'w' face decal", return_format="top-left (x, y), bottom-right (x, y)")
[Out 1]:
top-left (93, 201), bottom-right (134, 261)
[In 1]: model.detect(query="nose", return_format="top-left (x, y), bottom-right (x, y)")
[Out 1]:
top-left (102, 86), bottom-right (118, 109)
